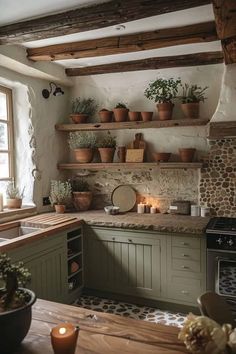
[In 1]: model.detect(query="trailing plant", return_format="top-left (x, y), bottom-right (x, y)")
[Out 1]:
top-left (6, 180), bottom-right (24, 199)
top-left (68, 132), bottom-right (97, 150)
top-left (0, 254), bottom-right (31, 311)
top-left (70, 178), bottom-right (90, 192)
top-left (114, 102), bottom-right (128, 109)
top-left (49, 180), bottom-right (72, 205)
top-left (181, 83), bottom-right (208, 103)
top-left (97, 133), bottom-right (116, 148)
top-left (71, 97), bottom-right (97, 116)
top-left (144, 78), bottom-right (181, 103)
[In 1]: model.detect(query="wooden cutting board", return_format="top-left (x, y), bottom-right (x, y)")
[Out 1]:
top-left (23, 213), bottom-right (77, 228)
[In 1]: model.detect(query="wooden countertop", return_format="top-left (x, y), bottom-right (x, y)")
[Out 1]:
top-left (14, 298), bottom-right (187, 354)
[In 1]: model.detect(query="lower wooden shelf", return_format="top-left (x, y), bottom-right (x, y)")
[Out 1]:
top-left (58, 162), bottom-right (202, 170)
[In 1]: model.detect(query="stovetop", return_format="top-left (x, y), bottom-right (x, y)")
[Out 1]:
top-left (206, 217), bottom-right (236, 234)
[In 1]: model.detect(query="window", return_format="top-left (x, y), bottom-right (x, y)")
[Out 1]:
top-left (0, 85), bottom-right (14, 190)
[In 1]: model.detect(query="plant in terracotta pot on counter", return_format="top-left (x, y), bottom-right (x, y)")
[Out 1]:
top-left (97, 133), bottom-right (116, 163)
top-left (0, 254), bottom-right (36, 353)
top-left (49, 180), bottom-right (72, 213)
top-left (68, 132), bottom-right (97, 163)
top-left (144, 77), bottom-right (181, 120)
top-left (6, 180), bottom-right (24, 209)
top-left (180, 83), bottom-right (208, 119)
top-left (70, 178), bottom-right (92, 211)
top-left (70, 97), bottom-right (97, 123)
top-left (99, 108), bottom-right (113, 123)
top-left (113, 102), bottom-right (129, 122)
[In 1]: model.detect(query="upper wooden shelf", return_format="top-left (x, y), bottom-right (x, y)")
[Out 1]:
top-left (58, 162), bottom-right (203, 170)
top-left (55, 118), bottom-right (209, 132)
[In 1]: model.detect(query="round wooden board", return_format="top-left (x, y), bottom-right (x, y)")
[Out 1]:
top-left (111, 185), bottom-right (136, 212)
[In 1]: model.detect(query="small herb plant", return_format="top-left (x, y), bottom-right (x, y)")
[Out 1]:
top-left (144, 78), bottom-right (181, 103)
top-left (6, 181), bottom-right (24, 199)
top-left (71, 97), bottom-right (97, 116)
top-left (49, 180), bottom-right (72, 205)
top-left (181, 84), bottom-right (208, 103)
top-left (114, 102), bottom-right (128, 109)
top-left (68, 132), bottom-right (97, 150)
top-left (97, 133), bottom-right (116, 148)
top-left (70, 178), bottom-right (90, 192)
top-left (0, 254), bottom-right (31, 311)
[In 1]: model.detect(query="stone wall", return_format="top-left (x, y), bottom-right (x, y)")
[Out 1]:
top-left (200, 138), bottom-right (236, 217)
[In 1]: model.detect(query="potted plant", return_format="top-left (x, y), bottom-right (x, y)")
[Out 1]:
top-left (49, 180), bottom-right (72, 213)
top-left (113, 102), bottom-right (129, 122)
top-left (6, 180), bottom-right (24, 209)
top-left (99, 108), bottom-right (113, 123)
top-left (68, 132), bottom-right (97, 163)
top-left (71, 178), bottom-right (93, 211)
top-left (144, 78), bottom-right (181, 120)
top-left (128, 111), bottom-right (141, 121)
top-left (97, 133), bottom-right (116, 163)
top-left (141, 111), bottom-right (153, 121)
top-left (180, 84), bottom-right (208, 119)
top-left (0, 254), bottom-right (36, 353)
top-left (70, 97), bottom-right (97, 123)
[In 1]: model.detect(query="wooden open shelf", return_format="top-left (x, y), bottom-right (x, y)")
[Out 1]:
top-left (58, 162), bottom-right (203, 170)
top-left (55, 118), bottom-right (209, 132)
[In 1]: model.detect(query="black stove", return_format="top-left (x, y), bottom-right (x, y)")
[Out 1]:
top-left (206, 217), bottom-right (236, 235)
top-left (206, 217), bottom-right (236, 250)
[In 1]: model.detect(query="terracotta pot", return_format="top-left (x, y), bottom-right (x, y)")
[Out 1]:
top-left (179, 148), bottom-right (196, 162)
top-left (153, 152), bottom-right (171, 162)
top-left (156, 102), bottom-right (174, 120)
top-left (70, 113), bottom-right (88, 124)
top-left (128, 111), bottom-right (140, 121)
top-left (181, 102), bottom-right (200, 119)
top-left (6, 198), bottom-right (22, 209)
top-left (74, 148), bottom-right (94, 163)
top-left (98, 147), bottom-right (115, 163)
top-left (73, 191), bottom-right (93, 211)
top-left (54, 204), bottom-right (66, 213)
top-left (99, 110), bottom-right (113, 123)
top-left (113, 108), bottom-right (129, 122)
top-left (141, 111), bottom-right (153, 121)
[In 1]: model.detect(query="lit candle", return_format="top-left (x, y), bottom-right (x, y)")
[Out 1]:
top-left (51, 323), bottom-right (79, 354)
top-left (150, 206), bottom-right (157, 214)
top-left (0, 193), bottom-right (3, 212)
top-left (137, 203), bottom-right (145, 214)
top-left (145, 204), bottom-right (151, 213)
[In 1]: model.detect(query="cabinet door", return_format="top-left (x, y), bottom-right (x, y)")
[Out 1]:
top-left (85, 227), bottom-right (162, 299)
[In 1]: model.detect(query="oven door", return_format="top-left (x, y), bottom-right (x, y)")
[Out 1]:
top-left (216, 256), bottom-right (236, 298)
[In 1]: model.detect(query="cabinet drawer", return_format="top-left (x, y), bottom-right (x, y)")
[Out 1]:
top-left (172, 258), bottom-right (200, 273)
top-left (168, 277), bottom-right (202, 304)
top-left (172, 247), bottom-right (200, 262)
top-left (172, 236), bottom-right (200, 249)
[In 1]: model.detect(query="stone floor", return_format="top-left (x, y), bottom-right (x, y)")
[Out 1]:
top-left (74, 295), bottom-right (186, 327)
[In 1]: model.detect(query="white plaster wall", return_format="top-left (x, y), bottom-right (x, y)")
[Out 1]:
top-left (0, 65), bottom-right (70, 211)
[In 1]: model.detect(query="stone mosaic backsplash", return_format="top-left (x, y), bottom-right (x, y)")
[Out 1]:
top-left (200, 138), bottom-right (236, 217)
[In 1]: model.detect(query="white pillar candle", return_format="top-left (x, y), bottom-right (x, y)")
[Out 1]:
top-left (137, 203), bottom-right (145, 214)
top-left (150, 206), bottom-right (157, 214)
top-left (0, 193), bottom-right (3, 212)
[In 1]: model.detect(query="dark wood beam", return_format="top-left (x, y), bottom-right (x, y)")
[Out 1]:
top-left (65, 51), bottom-right (224, 76)
top-left (209, 121), bottom-right (236, 138)
top-left (212, 0), bottom-right (236, 40)
top-left (221, 36), bottom-right (236, 63)
top-left (0, 0), bottom-right (211, 44)
top-left (27, 21), bottom-right (217, 62)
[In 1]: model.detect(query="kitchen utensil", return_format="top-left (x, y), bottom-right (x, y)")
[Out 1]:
top-left (111, 185), bottom-right (136, 212)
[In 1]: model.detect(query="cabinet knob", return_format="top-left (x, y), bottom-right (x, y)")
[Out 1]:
top-left (181, 290), bottom-right (189, 294)
top-left (181, 265), bottom-right (189, 269)
top-left (112, 237), bottom-right (115, 241)
top-left (181, 242), bottom-right (188, 246)
top-left (182, 254), bottom-right (189, 257)
top-left (128, 239), bottom-right (133, 243)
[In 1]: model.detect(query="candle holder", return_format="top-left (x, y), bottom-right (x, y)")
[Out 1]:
top-left (51, 323), bottom-right (79, 354)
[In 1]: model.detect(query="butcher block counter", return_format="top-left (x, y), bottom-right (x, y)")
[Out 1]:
top-left (15, 298), bottom-right (187, 354)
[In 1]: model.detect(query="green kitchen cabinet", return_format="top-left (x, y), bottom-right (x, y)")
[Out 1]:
top-left (84, 226), bottom-right (166, 300)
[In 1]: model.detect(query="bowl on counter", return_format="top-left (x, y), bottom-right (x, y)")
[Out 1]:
top-left (104, 206), bottom-right (120, 215)
top-left (153, 152), bottom-right (171, 162)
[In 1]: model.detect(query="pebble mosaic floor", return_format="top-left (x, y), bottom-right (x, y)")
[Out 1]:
top-left (74, 295), bottom-right (186, 328)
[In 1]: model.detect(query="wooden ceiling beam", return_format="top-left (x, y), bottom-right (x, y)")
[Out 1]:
top-left (65, 51), bottom-right (223, 76)
top-left (0, 0), bottom-right (211, 44)
top-left (27, 21), bottom-right (217, 62)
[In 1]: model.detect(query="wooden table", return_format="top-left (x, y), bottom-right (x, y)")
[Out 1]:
top-left (14, 299), bottom-right (187, 354)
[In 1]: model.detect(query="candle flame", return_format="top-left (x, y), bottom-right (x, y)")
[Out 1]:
top-left (59, 327), bottom-right (67, 335)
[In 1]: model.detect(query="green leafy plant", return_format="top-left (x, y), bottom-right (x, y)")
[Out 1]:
top-left (97, 133), bottom-right (116, 148)
top-left (181, 84), bottom-right (208, 103)
top-left (6, 180), bottom-right (24, 199)
top-left (114, 102), bottom-right (128, 109)
top-left (49, 180), bottom-right (72, 205)
top-left (70, 178), bottom-right (90, 192)
top-left (71, 97), bottom-right (97, 116)
top-left (68, 132), bottom-right (97, 149)
top-left (0, 254), bottom-right (31, 311)
top-left (144, 78), bottom-right (181, 103)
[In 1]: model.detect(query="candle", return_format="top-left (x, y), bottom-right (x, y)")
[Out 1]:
top-left (0, 193), bottom-right (3, 212)
top-left (150, 206), bottom-right (157, 214)
top-left (51, 323), bottom-right (79, 354)
top-left (137, 203), bottom-right (145, 214)
top-left (145, 204), bottom-right (151, 213)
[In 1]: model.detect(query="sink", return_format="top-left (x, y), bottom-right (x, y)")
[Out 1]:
top-left (0, 226), bottom-right (42, 240)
